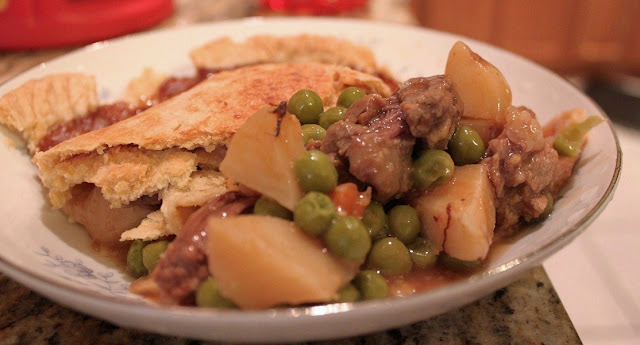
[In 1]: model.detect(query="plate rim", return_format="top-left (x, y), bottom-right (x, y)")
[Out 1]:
top-left (0, 16), bottom-right (623, 341)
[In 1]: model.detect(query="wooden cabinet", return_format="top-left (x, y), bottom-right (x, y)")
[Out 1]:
top-left (411, 0), bottom-right (640, 75)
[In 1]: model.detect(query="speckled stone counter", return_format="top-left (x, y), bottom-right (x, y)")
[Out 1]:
top-left (0, 267), bottom-right (581, 344)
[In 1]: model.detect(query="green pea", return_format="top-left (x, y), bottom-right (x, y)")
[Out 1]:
top-left (335, 283), bottom-right (360, 303)
top-left (195, 277), bottom-right (236, 309)
top-left (294, 192), bottom-right (337, 236)
top-left (301, 124), bottom-right (327, 145)
top-left (362, 201), bottom-right (388, 239)
top-left (407, 238), bottom-right (438, 268)
top-left (294, 150), bottom-right (338, 193)
top-left (388, 205), bottom-right (421, 244)
top-left (354, 270), bottom-right (388, 300)
top-left (324, 215), bottom-right (371, 262)
top-left (367, 237), bottom-right (413, 275)
top-left (448, 126), bottom-right (485, 165)
top-left (254, 196), bottom-right (292, 220)
top-left (529, 193), bottom-right (554, 223)
top-left (142, 240), bottom-right (169, 273)
top-left (318, 106), bottom-right (346, 129)
top-left (412, 149), bottom-right (454, 190)
top-left (337, 87), bottom-right (366, 109)
top-left (554, 116), bottom-right (604, 156)
top-left (439, 253), bottom-right (482, 272)
top-left (127, 240), bottom-right (148, 278)
top-left (288, 89), bottom-right (324, 124)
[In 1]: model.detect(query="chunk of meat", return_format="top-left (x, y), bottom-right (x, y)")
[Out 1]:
top-left (149, 191), bottom-right (257, 305)
top-left (344, 93), bottom-right (385, 125)
top-left (483, 106), bottom-right (558, 234)
top-left (308, 139), bottom-right (362, 186)
top-left (62, 184), bottom-right (157, 244)
top-left (322, 105), bottom-right (415, 202)
top-left (396, 76), bottom-right (463, 149)
top-left (321, 76), bottom-right (463, 202)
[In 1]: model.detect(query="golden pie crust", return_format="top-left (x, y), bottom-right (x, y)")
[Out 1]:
top-left (0, 36), bottom-right (393, 243)
top-left (0, 73), bottom-right (98, 154)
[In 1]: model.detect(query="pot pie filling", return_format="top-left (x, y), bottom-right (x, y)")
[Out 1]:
top-left (0, 35), bottom-right (603, 309)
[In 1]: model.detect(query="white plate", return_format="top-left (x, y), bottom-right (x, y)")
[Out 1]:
top-left (0, 18), bottom-right (621, 343)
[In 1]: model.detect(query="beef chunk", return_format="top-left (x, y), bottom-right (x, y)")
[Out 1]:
top-left (322, 104), bottom-right (415, 202)
top-left (396, 76), bottom-right (463, 149)
top-left (321, 75), bottom-right (463, 202)
top-left (344, 93), bottom-right (386, 125)
top-left (151, 191), bottom-right (256, 305)
top-left (483, 106), bottom-right (558, 234)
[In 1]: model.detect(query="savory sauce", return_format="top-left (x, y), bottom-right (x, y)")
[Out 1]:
top-left (387, 266), bottom-right (465, 297)
top-left (385, 231), bottom-right (531, 297)
top-left (38, 101), bottom-right (141, 151)
top-left (90, 241), bottom-right (129, 271)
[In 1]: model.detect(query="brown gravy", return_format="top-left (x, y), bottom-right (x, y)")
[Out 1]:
top-left (95, 220), bottom-right (531, 301)
top-left (90, 241), bottom-right (129, 271)
top-left (387, 266), bottom-right (465, 297)
top-left (38, 101), bottom-right (140, 151)
top-left (385, 232), bottom-right (531, 297)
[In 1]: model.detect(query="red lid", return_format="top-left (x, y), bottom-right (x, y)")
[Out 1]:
top-left (0, 0), bottom-right (174, 50)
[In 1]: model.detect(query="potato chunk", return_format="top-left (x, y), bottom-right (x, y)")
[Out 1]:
top-left (411, 164), bottom-right (495, 261)
top-left (206, 215), bottom-right (358, 310)
top-left (220, 105), bottom-right (306, 210)
top-left (445, 41), bottom-right (512, 122)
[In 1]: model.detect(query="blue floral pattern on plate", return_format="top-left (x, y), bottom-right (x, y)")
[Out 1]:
top-left (35, 246), bottom-right (129, 295)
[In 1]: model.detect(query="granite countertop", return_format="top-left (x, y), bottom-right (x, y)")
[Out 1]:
top-left (0, 1), bottom-right (582, 344)
top-left (0, 267), bottom-right (581, 344)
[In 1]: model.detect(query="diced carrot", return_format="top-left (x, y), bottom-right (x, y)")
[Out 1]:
top-left (329, 183), bottom-right (371, 218)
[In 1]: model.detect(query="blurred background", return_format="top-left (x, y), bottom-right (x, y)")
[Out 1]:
top-left (1, 0), bottom-right (638, 128)
top-left (0, 1), bottom-right (638, 344)
top-left (410, 0), bottom-right (640, 130)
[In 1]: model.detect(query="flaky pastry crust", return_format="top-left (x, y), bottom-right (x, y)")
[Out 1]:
top-left (0, 74), bottom-right (98, 154)
top-left (34, 63), bottom-right (391, 210)
top-left (190, 35), bottom-right (385, 76)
